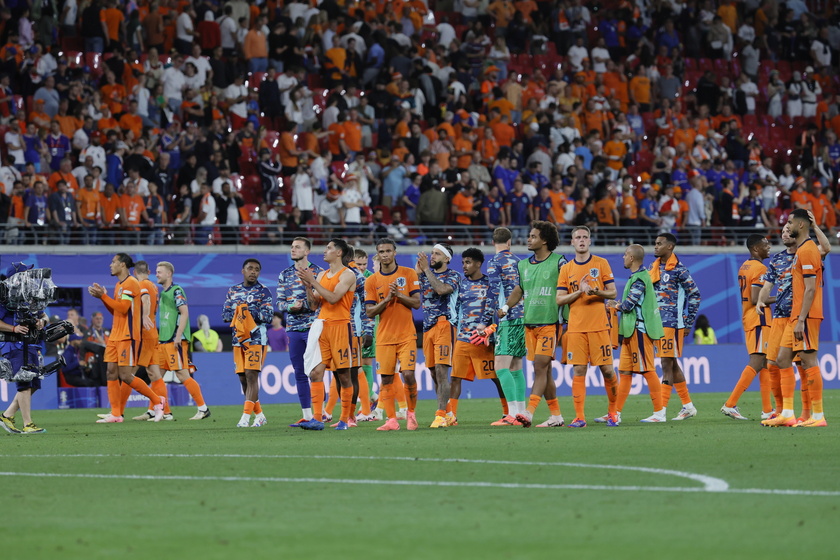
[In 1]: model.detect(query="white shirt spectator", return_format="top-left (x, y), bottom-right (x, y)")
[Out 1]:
top-left (341, 187), bottom-right (363, 223)
top-left (737, 24), bottom-right (755, 44)
top-left (4, 130), bottom-right (24, 164)
top-left (740, 80), bottom-right (759, 113)
top-left (811, 39), bottom-right (831, 68)
top-left (80, 145), bottom-right (106, 171)
top-left (590, 46), bottom-right (610, 74)
top-left (162, 66), bottom-right (186, 101)
top-left (436, 22), bottom-right (456, 49)
top-left (62, 0), bottom-right (78, 26)
top-left (72, 164), bottom-right (93, 184)
top-left (567, 44), bottom-right (589, 72)
top-left (321, 105), bottom-right (339, 130)
top-left (185, 55), bottom-right (212, 85)
top-left (199, 192), bottom-right (216, 225)
top-left (224, 82), bottom-right (248, 118)
top-left (0, 164), bottom-right (20, 191)
top-left (176, 12), bottom-right (195, 43)
top-left (291, 172), bottom-right (315, 212)
top-left (136, 87), bottom-right (150, 117)
top-left (276, 72), bottom-right (298, 106)
top-left (218, 14), bottom-right (238, 50)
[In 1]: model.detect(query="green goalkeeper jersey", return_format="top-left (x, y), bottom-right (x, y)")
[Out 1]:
top-left (159, 284), bottom-right (191, 342)
top-left (517, 252), bottom-right (567, 326)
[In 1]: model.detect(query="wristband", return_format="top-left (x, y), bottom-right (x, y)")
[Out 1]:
top-left (500, 304), bottom-right (509, 313)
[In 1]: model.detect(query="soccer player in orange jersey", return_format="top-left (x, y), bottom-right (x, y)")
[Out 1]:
top-left (297, 238), bottom-right (358, 431)
top-left (762, 209), bottom-right (827, 427)
top-left (89, 253), bottom-right (165, 423)
top-left (721, 235), bottom-right (773, 421)
top-left (556, 226), bottom-right (619, 428)
top-left (365, 238), bottom-right (422, 431)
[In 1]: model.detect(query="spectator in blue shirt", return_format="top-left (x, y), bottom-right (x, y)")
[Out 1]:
top-left (505, 178), bottom-right (531, 242)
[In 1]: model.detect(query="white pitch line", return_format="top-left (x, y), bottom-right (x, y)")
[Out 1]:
top-left (0, 453), bottom-right (729, 491)
top-left (0, 471), bottom-right (838, 497)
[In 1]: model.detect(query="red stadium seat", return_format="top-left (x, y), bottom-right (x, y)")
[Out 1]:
top-left (65, 51), bottom-right (83, 68)
top-left (242, 174), bottom-right (263, 205)
top-left (85, 52), bottom-right (103, 78)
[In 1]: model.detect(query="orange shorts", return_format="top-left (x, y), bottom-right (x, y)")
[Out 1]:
top-left (526, 324), bottom-right (559, 361)
top-left (558, 328), bottom-right (568, 365)
top-left (619, 330), bottom-right (656, 373)
top-left (234, 344), bottom-right (266, 374)
top-left (319, 323), bottom-right (354, 371)
top-left (160, 340), bottom-right (191, 371)
top-left (564, 329), bottom-right (613, 366)
top-left (104, 339), bottom-right (136, 367)
top-left (423, 317), bottom-right (455, 368)
top-left (352, 336), bottom-right (362, 369)
top-left (451, 340), bottom-right (496, 381)
top-left (781, 317), bottom-right (821, 355)
top-left (608, 308), bottom-right (619, 349)
top-left (137, 338), bottom-right (159, 368)
top-left (765, 317), bottom-right (788, 363)
top-left (745, 325), bottom-right (769, 355)
top-left (655, 327), bottom-right (684, 358)
top-left (376, 339), bottom-right (416, 376)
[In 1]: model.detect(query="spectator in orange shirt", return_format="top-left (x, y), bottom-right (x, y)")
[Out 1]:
top-left (809, 182), bottom-right (830, 227)
top-left (119, 100), bottom-right (143, 141)
top-left (451, 182), bottom-right (478, 240)
top-left (97, 105), bottom-right (119, 134)
top-left (603, 132), bottom-right (627, 178)
top-left (343, 108), bottom-right (363, 159)
top-left (48, 158), bottom-right (80, 194)
top-left (454, 127), bottom-right (476, 169)
top-left (789, 177), bottom-right (812, 211)
top-left (100, 70), bottom-right (127, 115)
top-left (243, 15), bottom-right (269, 73)
top-left (54, 99), bottom-right (83, 138)
top-left (101, 0), bottom-right (126, 51)
top-left (77, 175), bottom-right (102, 245)
top-left (99, 183), bottom-right (122, 245)
top-left (120, 181), bottom-right (149, 244)
top-left (477, 127), bottom-right (499, 165)
top-left (490, 112), bottom-right (516, 148)
top-left (629, 65), bottom-right (652, 113)
top-left (487, 0), bottom-right (516, 37)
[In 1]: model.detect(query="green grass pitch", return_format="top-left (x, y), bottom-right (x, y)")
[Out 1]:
top-left (2, 391), bottom-right (838, 560)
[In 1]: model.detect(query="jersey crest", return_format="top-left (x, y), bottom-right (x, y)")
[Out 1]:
top-left (589, 268), bottom-right (599, 278)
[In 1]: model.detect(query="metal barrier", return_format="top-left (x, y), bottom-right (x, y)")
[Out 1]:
top-left (2, 222), bottom-right (825, 247)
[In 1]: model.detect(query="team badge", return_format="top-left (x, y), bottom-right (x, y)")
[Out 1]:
top-left (661, 273), bottom-right (670, 283)
top-left (589, 268), bottom-right (599, 278)
top-left (567, 351), bottom-right (573, 361)
top-left (396, 277), bottom-right (406, 288)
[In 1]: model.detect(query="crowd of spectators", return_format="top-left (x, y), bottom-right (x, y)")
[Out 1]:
top-left (0, 0), bottom-right (838, 247)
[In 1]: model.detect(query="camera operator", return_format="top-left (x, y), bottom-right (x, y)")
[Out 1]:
top-left (0, 262), bottom-right (48, 434)
top-left (61, 334), bottom-right (100, 387)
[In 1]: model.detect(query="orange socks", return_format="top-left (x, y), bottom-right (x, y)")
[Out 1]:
top-left (357, 370), bottom-right (371, 415)
top-left (603, 374), bottom-right (617, 414)
top-left (405, 382), bottom-right (418, 412)
top-left (150, 378), bottom-right (171, 414)
top-left (572, 376), bottom-right (586, 419)
top-left (768, 364), bottom-right (782, 410)
top-left (804, 366), bottom-right (823, 414)
top-left (392, 374), bottom-right (407, 409)
top-left (119, 381), bottom-right (133, 415)
top-left (500, 398), bottom-right (509, 416)
top-left (546, 397), bottom-right (560, 416)
top-left (129, 377), bottom-right (160, 406)
top-left (381, 383), bottom-right (396, 419)
top-left (107, 380), bottom-right (121, 417)
top-left (780, 367), bottom-right (796, 411)
top-left (616, 373), bottom-right (633, 412)
top-left (435, 409), bottom-right (446, 417)
top-left (325, 379), bottom-right (339, 415)
top-left (661, 382), bottom-right (673, 408)
top-left (674, 381), bottom-right (691, 405)
top-left (725, 365), bottom-right (756, 408)
top-left (243, 400), bottom-right (255, 415)
top-left (527, 394), bottom-right (541, 414)
top-left (643, 372), bottom-right (663, 411)
top-left (183, 378), bottom-right (205, 408)
top-left (253, 401), bottom-right (262, 414)
top-left (339, 386), bottom-right (353, 422)
top-left (311, 381), bottom-right (325, 420)
top-left (448, 398), bottom-right (459, 417)
top-left (758, 368), bottom-right (772, 413)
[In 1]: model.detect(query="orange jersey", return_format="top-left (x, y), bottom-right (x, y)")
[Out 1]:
top-left (109, 276), bottom-right (142, 341)
top-left (593, 198), bottom-right (617, 225)
top-left (548, 190), bottom-right (567, 224)
top-left (139, 278), bottom-right (160, 340)
top-left (365, 266), bottom-right (420, 345)
top-left (317, 267), bottom-right (354, 325)
top-left (620, 194), bottom-right (637, 219)
top-left (77, 189), bottom-right (100, 220)
top-left (791, 239), bottom-right (823, 320)
top-left (739, 258), bottom-right (770, 330)
top-left (557, 255), bottom-right (615, 333)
